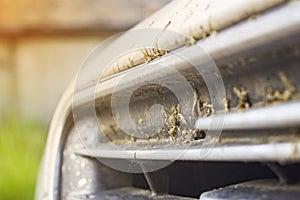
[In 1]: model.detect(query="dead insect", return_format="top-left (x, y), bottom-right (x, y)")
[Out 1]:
top-left (186, 34), bottom-right (197, 46)
top-left (160, 104), bottom-right (183, 140)
top-left (153, 42), bottom-right (168, 57)
top-left (193, 129), bottom-right (206, 140)
top-left (223, 98), bottom-right (230, 112)
top-left (233, 87), bottom-right (251, 111)
top-left (192, 90), bottom-right (214, 118)
top-left (169, 126), bottom-right (178, 140)
top-left (141, 49), bottom-right (153, 63)
top-left (170, 104), bottom-right (181, 126)
top-left (266, 71), bottom-right (295, 104)
top-left (201, 101), bottom-right (214, 117)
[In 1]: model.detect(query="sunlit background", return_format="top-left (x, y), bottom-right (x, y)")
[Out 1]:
top-left (0, 0), bottom-right (169, 199)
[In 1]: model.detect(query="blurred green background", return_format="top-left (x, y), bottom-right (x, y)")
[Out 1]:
top-left (0, 1), bottom-right (168, 199)
top-left (0, 114), bottom-right (47, 200)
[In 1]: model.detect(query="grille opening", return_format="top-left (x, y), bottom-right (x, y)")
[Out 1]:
top-left (132, 161), bottom-right (300, 198)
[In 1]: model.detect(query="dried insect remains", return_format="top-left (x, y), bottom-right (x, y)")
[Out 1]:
top-left (266, 71), bottom-right (296, 104)
top-left (233, 87), bottom-right (251, 111)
